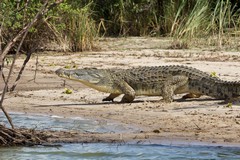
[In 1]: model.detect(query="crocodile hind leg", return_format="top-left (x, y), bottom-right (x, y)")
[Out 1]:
top-left (102, 93), bottom-right (121, 102)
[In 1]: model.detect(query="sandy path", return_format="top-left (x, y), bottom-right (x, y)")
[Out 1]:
top-left (1, 37), bottom-right (240, 146)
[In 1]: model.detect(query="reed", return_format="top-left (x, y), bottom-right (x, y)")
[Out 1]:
top-left (51, 2), bottom-right (97, 51)
top-left (162, 0), bottom-right (240, 48)
top-left (209, 0), bottom-right (237, 47)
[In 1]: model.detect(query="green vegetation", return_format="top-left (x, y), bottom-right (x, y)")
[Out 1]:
top-left (224, 102), bottom-right (233, 108)
top-left (63, 61), bottom-right (77, 69)
top-left (63, 88), bottom-right (73, 94)
top-left (0, 0), bottom-right (97, 52)
top-left (1, 0), bottom-right (240, 52)
top-left (210, 71), bottom-right (218, 77)
top-left (51, 2), bottom-right (97, 51)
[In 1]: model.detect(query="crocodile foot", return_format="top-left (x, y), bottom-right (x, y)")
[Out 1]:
top-left (102, 97), bottom-right (114, 102)
top-left (102, 93), bottom-right (121, 102)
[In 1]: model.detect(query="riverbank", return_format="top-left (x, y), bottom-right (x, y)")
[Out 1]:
top-left (1, 37), bottom-right (240, 146)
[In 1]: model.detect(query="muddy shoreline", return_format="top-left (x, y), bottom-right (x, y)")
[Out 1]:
top-left (1, 37), bottom-right (240, 146)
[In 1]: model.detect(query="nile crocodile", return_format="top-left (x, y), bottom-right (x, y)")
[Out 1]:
top-left (55, 65), bottom-right (240, 103)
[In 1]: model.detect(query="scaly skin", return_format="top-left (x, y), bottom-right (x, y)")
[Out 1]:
top-left (55, 65), bottom-right (240, 103)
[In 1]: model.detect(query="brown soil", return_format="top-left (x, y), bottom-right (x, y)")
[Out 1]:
top-left (1, 37), bottom-right (240, 146)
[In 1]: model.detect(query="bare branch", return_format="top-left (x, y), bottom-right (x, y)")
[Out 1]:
top-left (33, 55), bottom-right (39, 82)
top-left (0, 0), bottom-right (49, 129)
top-left (0, 21), bottom-right (2, 54)
top-left (10, 51), bottom-right (32, 91)
top-left (0, 0), bottom-right (64, 128)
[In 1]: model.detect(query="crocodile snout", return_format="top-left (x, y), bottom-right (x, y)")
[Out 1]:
top-left (55, 68), bottom-right (64, 74)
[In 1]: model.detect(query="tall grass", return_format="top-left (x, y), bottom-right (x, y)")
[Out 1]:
top-left (51, 2), bottom-right (97, 52)
top-left (209, 0), bottom-right (237, 47)
top-left (171, 0), bottom-right (210, 39)
top-left (157, 0), bottom-right (240, 48)
top-left (66, 6), bottom-right (97, 51)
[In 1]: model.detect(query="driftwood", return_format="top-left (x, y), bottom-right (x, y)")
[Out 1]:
top-left (0, 124), bottom-right (162, 147)
top-left (0, 124), bottom-right (120, 147)
top-left (0, 124), bottom-right (48, 146)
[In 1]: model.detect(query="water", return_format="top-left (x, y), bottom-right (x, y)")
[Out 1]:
top-left (0, 112), bottom-right (138, 133)
top-left (0, 113), bottom-right (240, 159)
top-left (0, 143), bottom-right (240, 160)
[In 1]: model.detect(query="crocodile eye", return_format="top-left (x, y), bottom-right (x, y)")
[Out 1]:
top-left (72, 73), bottom-right (79, 78)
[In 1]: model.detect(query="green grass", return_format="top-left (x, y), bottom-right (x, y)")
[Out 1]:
top-left (51, 2), bottom-right (97, 52)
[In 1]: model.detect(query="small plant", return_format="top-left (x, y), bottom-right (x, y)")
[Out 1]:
top-left (49, 62), bottom-right (56, 66)
top-left (64, 61), bottom-right (77, 69)
top-left (62, 88), bottom-right (73, 94)
top-left (4, 57), bottom-right (12, 66)
top-left (64, 65), bottom-right (71, 69)
top-left (224, 102), bottom-right (232, 108)
top-left (210, 71), bottom-right (218, 77)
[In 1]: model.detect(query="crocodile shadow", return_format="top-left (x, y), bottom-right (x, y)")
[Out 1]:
top-left (33, 100), bottom-right (146, 108)
top-left (175, 97), bottom-right (219, 102)
top-left (33, 98), bottom-right (221, 108)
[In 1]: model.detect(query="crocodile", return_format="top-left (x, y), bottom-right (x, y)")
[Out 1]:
top-left (55, 65), bottom-right (240, 103)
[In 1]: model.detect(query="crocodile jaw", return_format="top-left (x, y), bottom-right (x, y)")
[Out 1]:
top-left (78, 79), bottom-right (121, 94)
top-left (55, 68), bottom-right (121, 94)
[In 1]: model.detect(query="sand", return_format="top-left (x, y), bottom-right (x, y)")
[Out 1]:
top-left (1, 37), bottom-right (240, 146)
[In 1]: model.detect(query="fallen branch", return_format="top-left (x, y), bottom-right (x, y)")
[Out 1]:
top-left (0, 124), bottom-right (167, 147)
top-left (0, 125), bottom-right (46, 146)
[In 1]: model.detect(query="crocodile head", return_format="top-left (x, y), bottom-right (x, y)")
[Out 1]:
top-left (55, 68), bottom-right (118, 93)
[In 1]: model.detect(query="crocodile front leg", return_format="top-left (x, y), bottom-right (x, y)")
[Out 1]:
top-left (113, 79), bottom-right (135, 103)
top-left (120, 83), bottom-right (135, 103)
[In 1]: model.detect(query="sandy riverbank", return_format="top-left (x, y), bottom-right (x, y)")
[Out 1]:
top-left (1, 37), bottom-right (240, 146)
